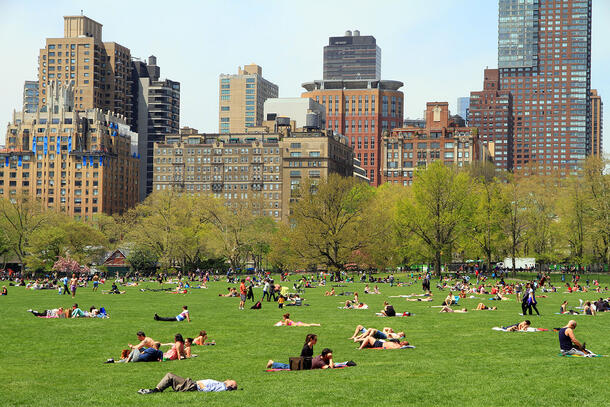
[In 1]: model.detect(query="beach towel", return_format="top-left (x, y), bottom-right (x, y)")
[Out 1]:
top-left (366, 345), bottom-right (416, 350)
top-left (558, 352), bottom-right (605, 358)
top-left (492, 327), bottom-right (548, 332)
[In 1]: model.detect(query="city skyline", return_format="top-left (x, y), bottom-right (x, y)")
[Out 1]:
top-left (1, 0), bottom-right (608, 154)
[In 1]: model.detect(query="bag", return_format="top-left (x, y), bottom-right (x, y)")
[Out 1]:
top-left (251, 301), bottom-right (262, 309)
top-left (289, 357), bottom-right (304, 370)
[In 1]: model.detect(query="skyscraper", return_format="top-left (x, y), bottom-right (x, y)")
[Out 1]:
top-left (131, 56), bottom-right (180, 200)
top-left (218, 64), bottom-right (278, 133)
top-left (323, 30), bottom-right (381, 81)
top-left (590, 89), bottom-right (603, 157)
top-left (498, 0), bottom-right (591, 175)
top-left (37, 16), bottom-right (132, 125)
top-left (469, 69), bottom-right (514, 170)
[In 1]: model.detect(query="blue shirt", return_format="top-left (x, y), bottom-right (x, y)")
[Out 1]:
top-left (196, 379), bottom-right (227, 392)
top-left (137, 348), bottom-right (163, 362)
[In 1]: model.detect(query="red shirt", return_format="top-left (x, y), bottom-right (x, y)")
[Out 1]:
top-left (240, 282), bottom-right (246, 295)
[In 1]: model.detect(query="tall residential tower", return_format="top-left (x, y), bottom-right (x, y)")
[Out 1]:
top-left (218, 64), bottom-right (278, 133)
top-left (498, 0), bottom-right (591, 175)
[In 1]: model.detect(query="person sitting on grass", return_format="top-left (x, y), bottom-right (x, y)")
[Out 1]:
top-left (503, 320), bottom-right (531, 332)
top-left (324, 288), bottom-right (335, 296)
top-left (161, 333), bottom-right (187, 361)
top-left (442, 292), bottom-right (456, 306)
top-left (275, 313), bottom-right (321, 327)
top-left (138, 373), bottom-right (237, 394)
top-left (583, 301), bottom-right (596, 316)
top-left (154, 305), bottom-right (190, 322)
top-left (267, 333), bottom-right (318, 370)
top-left (439, 306), bottom-right (468, 313)
top-left (2, 286), bottom-right (7, 295)
top-left (380, 301), bottom-right (396, 317)
top-left (559, 320), bottom-right (591, 356)
top-left (108, 331), bottom-right (157, 363)
top-left (311, 348), bottom-right (335, 369)
top-left (475, 303), bottom-right (497, 311)
top-left (114, 342), bottom-right (163, 363)
top-left (71, 303), bottom-right (88, 318)
top-left (560, 301), bottom-right (579, 315)
top-left (358, 337), bottom-right (410, 350)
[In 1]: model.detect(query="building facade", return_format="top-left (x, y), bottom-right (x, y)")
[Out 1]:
top-left (218, 64), bottom-right (278, 133)
top-left (0, 83), bottom-right (139, 217)
top-left (23, 81), bottom-right (39, 113)
top-left (498, 0), bottom-right (592, 175)
top-left (590, 89), bottom-right (602, 157)
top-left (152, 123), bottom-right (353, 221)
top-left (301, 79), bottom-right (403, 186)
top-left (381, 102), bottom-right (485, 185)
top-left (131, 55), bottom-right (180, 200)
top-left (469, 68), bottom-right (514, 170)
top-left (37, 15), bottom-right (133, 125)
top-left (323, 30), bottom-right (381, 81)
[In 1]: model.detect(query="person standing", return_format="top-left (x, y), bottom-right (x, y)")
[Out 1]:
top-left (239, 280), bottom-right (247, 310)
top-left (92, 273), bottom-right (100, 292)
top-left (69, 274), bottom-right (78, 298)
top-left (262, 279), bottom-right (271, 302)
top-left (61, 275), bottom-right (69, 295)
top-left (526, 283), bottom-right (540, 315)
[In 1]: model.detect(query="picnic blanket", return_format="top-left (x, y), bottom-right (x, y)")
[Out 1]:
top-left (339, 305), bottom-right (369, 309)
top-left (492, 327), bottom-right (548, 332)
top-left (558, 352), bottom-right (605, 358)
top-left (265, 365), bottom-right (350, 372)
top-left (366, 345), bottom-right (416, 350)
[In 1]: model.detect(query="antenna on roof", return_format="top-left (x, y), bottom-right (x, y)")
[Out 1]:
top-left (81, 9), bottom-right (83, 16)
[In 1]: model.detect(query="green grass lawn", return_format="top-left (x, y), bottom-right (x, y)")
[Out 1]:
top-left (1, 273), bottom-right (609, 406)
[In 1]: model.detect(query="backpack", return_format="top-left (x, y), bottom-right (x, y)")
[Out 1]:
top-left (251, 301), bottom-right (262, 309)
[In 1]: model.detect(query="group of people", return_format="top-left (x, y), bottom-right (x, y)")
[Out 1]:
top-left (28, 303), bottom-right (107, 318)
top-left (349, 325), bottom-right (409, 349)
top-left (109, 329), bottom-right (213, 364)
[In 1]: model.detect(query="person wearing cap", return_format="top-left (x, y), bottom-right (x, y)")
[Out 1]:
top-left (138, 373), bottom-right (237, 394)
top-left (558, 320), bottom-right (590, 356)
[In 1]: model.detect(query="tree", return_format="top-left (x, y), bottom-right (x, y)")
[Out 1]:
top-left (52, 255), bottom-right (89, 275)
top-left (556, 176), bottom-right (590, 265)
top-left (127, 246), bottom-right (159, 274)
top-left (468, 177), bottom-right (509, 271)
top-left (500, 176), bottom-right (529, 275)
top-left (583, 156), bottom-right (610, 264)
top-left (289, 174), bottom-right (376, 272)
top-left (397, 161), bottom-right (475, 276)
top-left (0, 195), bottom-right (50, 265)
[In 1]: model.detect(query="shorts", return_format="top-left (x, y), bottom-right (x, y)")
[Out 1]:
top-left (70, 285), bottom-right (76, 293)
top-left (373, 330), bottom-right (387, 340)
top-left (93, 281), bottom-right (99, 287)
top-left (373, 340), bottom-right (384, 348)
top-left (240, 294), bottom-right (246, 301)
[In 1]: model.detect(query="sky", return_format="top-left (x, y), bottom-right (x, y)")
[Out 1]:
top-left (1, 0), bottom-right (609, 153)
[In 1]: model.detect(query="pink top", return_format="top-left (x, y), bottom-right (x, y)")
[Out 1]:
top-left (164, 342), bottom-right (184, 360)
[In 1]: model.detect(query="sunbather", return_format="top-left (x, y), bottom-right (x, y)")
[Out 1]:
top-left (439, 306), bottom-right (468, 313)
top-left (503, 320), bottom-right (531, 332)
top-left (358, 337), bottom-right (410, 349)
top-left (275, 313), bottom-right (320, 327)
top-left (475, 303), bottom-right (497, 311)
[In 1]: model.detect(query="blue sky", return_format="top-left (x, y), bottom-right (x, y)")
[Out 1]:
top-left (1, 0), bottom-right (608, 153)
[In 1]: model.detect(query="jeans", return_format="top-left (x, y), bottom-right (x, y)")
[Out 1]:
top-left (271, 362), bottom-right (289, 369)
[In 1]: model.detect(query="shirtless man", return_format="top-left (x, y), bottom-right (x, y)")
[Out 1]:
top-left (439, 306), bottom-right (468, 313)
top-left (111, 331), bottom-right (157, 363)
top-left (558, 320), bottom-right (590, 356)
top-left (358, 337), bottom-right (410, 349)
top-left (351, 326), bottom-right (405, 342)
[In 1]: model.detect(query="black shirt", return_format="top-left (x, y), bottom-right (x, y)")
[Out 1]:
top-left (300, 343), bottom-right (313, 358)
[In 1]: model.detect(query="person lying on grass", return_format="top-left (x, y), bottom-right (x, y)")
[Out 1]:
top-left (114, 341), bottom-right (163, 363)
top-left (193, 330), bottom-right (215, 345)
top-left (218, 287), bottom-right (238, 297)
top-left (343, 300), bottom-right (368, 309)
top-left (138, 373), bottom-right (237, 394)
top-left (28, 307), bottom-right (70, 318)
top-left (267, 333), bottom-right (317, 369)
top-left (349, 325), bottom-right (404, 342)
top-left (583, 301), bottom-right (596, 316)
top-left (358, 337), bottom-right (410, 350)
top-left (154, 305), bottom-right (190, 322)
top-left (275, 313), bottom-right (321, 326)
top-left (474, 303), bottom-right (497, 311)
top-left (107, 331), bottom-right (158, 363)
top-left (502, 320), bottom-right (531, 332)
top-left (439, 306), bottom-right (468, 313)
top-left (559, 320), bottom-right (592, 356)
top-left (324, 287), bottom-right (335, 296)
